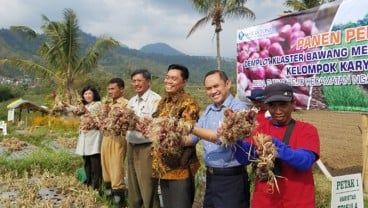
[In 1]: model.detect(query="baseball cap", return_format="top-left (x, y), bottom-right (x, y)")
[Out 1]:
top-left (247, 88), bottom-right (265, 102)
top-left (264, 83), bottom-right (293, 104)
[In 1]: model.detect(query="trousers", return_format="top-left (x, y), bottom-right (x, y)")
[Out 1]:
top-left (101, 135), bottom-right (127, 189)
top-left (83, 154), bottom-right (102, 190)
top-left (127, 143), bottom-right (160, 208)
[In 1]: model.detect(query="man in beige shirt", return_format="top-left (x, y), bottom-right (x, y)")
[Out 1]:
top-left (101, 77), bottom-right (128, 207)
top-left (127, 69), bottom-right (161, 208)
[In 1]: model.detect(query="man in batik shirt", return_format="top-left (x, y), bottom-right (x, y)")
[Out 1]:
top-left (152, 64), bottom-right (200, 208)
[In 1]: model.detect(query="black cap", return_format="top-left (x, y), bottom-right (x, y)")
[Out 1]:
top-left (264, 83), bottom-right (293, 104)
top-left (247, 88), bottom-right (265, 102)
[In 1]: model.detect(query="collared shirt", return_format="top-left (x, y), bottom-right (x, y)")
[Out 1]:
top-left (192, 94), bottom-right (248, 168)
top-left (86, 101), bottom-right (102, 112)
top-left (126, 89), bottom-right (161, 144)
top-left (152, 90), bottom-right (200, 180)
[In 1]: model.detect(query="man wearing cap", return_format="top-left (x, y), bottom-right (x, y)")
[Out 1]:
top-left (246, 88), bottom-right (270, 124)
top-left (235, 83), bottom-right (320, 208)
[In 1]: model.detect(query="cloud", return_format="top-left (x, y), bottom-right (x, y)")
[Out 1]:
top-left (0, 0), bottom-right (285, 58)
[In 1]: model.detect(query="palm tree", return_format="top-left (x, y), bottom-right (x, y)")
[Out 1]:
top-left (187, 0), bottom-right (255, 70)
top-left (284, 0), bottom-right (335, 12)
top-left (0, 8), bottom-right (119, 104)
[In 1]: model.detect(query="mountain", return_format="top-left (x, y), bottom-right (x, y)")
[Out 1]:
top-left (0, 28), bottom-right (236, 85)
top-left (140, 42), bottom-right (186, 56)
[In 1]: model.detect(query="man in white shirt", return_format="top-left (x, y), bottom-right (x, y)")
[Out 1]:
top-left (127, 69), bottom-right (161, 208)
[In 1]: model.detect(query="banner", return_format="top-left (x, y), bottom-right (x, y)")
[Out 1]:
top-left (236, 0), bottom-right (368, 111)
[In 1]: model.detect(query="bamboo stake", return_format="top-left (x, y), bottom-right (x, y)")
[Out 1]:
top-left (316, 159), bottom-right (332, 181)
top-left (361, 113), bottom-right (368, 193)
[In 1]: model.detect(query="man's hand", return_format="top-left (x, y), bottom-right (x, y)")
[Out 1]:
top-left (254, 134), bottom-right (274, 156)
top-left (101, 104), bottom-right (110, 115)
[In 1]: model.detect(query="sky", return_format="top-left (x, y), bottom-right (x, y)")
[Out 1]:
top-left (0, 0), bottom-right (286, 58)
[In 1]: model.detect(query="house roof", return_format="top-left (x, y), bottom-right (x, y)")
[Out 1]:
top-left (7, 98), bottom-right (50, 114)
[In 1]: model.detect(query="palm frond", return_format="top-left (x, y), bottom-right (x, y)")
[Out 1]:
top-left (191, 0), bottom-right (214, 13)
top-left (75, 37), bottom-right (119, 74)
top-left (9, 26), bottom-right (37, 39)
top-left (0, 58), bottom-right (62, 83)
top-left (61, 9), bottom-right (80, 70)
top-left (4, 8), bottom-right (118, 104)
top-left (224, 6), bottom-right (255, 19)
top-left (186, 16), bottom-right (210, 38)
top-left (284, 0), bottom-right (309, 11)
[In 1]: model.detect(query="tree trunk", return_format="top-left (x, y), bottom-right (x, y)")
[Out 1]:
top-left (66, 65), bottom-right (73, 105)
top-left (216, 31), bottom-right (221, 70)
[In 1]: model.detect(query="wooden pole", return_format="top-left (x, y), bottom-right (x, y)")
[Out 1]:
top-left (361, 113), bottom-right (368, 193)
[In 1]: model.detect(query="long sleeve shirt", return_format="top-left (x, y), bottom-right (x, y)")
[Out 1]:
top-left (151, 90), bottom-right (200, 180)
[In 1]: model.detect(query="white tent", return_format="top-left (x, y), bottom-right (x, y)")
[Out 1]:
top-left (7, 98), bottom-right (50, 123)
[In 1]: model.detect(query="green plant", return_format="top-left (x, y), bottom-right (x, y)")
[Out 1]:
top-left (0, 8), bottom-right (119, 104)
top-left (188, 0), bottom-right (255, 69)
top-left (314, 171), bottom-right (332, 207)
top-left (0, 149), bottom-right (83, 176)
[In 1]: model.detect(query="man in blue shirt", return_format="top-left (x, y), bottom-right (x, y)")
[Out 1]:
top-left (190, 70), bottom-right (251, 208)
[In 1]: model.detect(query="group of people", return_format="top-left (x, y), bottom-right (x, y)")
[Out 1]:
top-left (70, 63), bottom-right (320, 208)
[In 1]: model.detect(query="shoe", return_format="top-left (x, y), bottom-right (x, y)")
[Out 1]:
top-left (104, 182), bottom-right (113, 201)
top-left (112, 188), bottom-right (125, 207)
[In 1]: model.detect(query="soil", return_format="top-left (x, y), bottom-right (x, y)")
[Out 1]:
top-left (293, 110), bottom-right (363, 176)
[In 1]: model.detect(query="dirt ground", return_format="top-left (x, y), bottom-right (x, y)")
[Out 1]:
top-left (293, 110), bottom-right (363, 176)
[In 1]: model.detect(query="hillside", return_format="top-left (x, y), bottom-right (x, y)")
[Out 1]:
top-left (0, 29), bottom-right (237, 85)
top-left (140, 42), bottom-right (185, 56)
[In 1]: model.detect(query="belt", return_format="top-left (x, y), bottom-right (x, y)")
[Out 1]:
top-left (206, 166), bottom-right (246, 176)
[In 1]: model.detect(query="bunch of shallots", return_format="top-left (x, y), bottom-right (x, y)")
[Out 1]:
top-left (217, 108), bottom-right (257, 147)
top-left (72, 101), bottom-right (86, 116)
top-left (50, 102), bottom-right (66, 116)
top-left (100, 107), bottom-right (138, 136)
top-left (146, 117), bottom-right (192, 170)
top-left (79, 113), bottom-right (100, 131)
top-left (253, 133), bottom-right (280, 193)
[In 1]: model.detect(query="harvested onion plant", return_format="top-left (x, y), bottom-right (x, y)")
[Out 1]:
top-left (71, 101), bottom-right (86, 116)
top-left (216, 109), bottom-right (280, 192)
top-left (253, 133), bottom-right (280, 193)
top-left (99, 107), bottom-right (138, 136)
top-left (217, 108), bottom-right (257, 147)
top-left (79, 113), bottom-right (100, 132)
top-left (0, 137), bottom-right (28, 152)
top-left (50, 104), bottom-right (66, 116)
top-left (0, 170), bottom-right (102, 207)
top-left (55, 137), bottom-right (77, 149)
top-left (79, 106), bottom-right (138, 136)
top-left (143, 117), bottom-right (193, 177)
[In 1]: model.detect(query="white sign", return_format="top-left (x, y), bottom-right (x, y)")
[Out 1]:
top-left (331, 173), bottom-right (364, 208)
top-left (7, 108), bottom-right (14, 122)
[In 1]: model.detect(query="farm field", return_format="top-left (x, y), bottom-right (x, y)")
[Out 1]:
top-left (0, 110), bottom-right (367, 207)
top-left (293, 110), bottom-right (363, 176)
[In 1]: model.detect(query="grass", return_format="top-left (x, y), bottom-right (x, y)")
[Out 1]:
top-left (0, 147), bottom-right (83, 176)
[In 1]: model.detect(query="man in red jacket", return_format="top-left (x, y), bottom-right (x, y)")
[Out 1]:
top-left (235, 83), bottom-right (320, 208)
